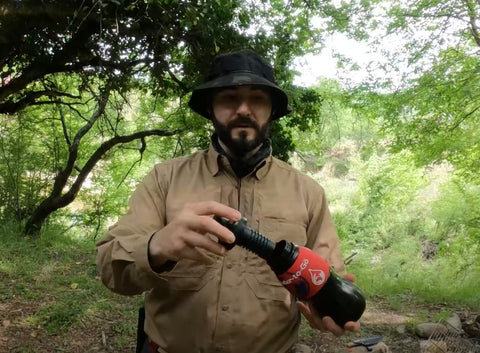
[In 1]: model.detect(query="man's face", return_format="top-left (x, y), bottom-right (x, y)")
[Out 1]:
top-left (211, 86), bottom-right (272, 156)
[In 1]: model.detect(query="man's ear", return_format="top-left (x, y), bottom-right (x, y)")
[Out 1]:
top-left (270, 109), bottom-right (276, 120)
top-left (207, 94), bottom-right (216, 120)
top-left (207, 107), bottom-right (214, 120)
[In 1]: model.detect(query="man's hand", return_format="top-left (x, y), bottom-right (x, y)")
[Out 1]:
top-left (148, 201), bottom-right (241, 269)
top-left (297, 273), bottom-right (361, 336)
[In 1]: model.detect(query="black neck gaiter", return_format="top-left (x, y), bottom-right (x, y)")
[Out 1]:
top-left (212, 134), bottom-right (271, 178)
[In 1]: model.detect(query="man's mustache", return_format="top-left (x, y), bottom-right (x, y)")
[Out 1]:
top-left (227, 116), bottom-right (260, 130)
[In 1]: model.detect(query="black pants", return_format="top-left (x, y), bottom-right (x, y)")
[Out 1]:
top-left (136, 307), bottom-right (149, 353)
top-left (140, 339), bottom-right (151, 353)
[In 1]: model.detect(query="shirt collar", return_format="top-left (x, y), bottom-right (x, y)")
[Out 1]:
top-left (254, 155), bottom-right (271, 180)
top-left (206, 144), bottom-right (221, 176)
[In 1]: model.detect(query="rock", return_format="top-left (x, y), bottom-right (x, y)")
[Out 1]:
top-left (420, 340), bottom-right (447, 353)
top-left (396, 324), bottom-right (406, 334)
top-left (464, 320), bottom-right (480, 338)
top-left (415, 323), bottom-right (448, 339)
top-left (292, 343), bottom-right (312, 353)
top-left (446, 313), bottom-right (462, 332)
top-left (346, 342), bottom-right (391, 352)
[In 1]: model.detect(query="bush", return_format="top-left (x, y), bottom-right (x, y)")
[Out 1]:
top-left (316, 146), bottom-right (479, 308)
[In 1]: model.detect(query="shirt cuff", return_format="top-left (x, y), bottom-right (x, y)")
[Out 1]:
top-left (133, 232), bottom-right (175, 283)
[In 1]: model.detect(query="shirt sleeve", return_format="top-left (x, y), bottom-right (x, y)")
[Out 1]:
top-left (304, 180), bottom-right (345, 274)
top-left (95, 164), bottom-right (170, 295)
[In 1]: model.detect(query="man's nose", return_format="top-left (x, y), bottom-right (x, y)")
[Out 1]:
top-left (235, 100), bottom-right (252, 116)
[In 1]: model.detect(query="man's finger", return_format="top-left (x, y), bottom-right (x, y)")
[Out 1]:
top-left (186, 201), bottom-right (241, 221)
top-left (297, 301), bottom-right (326, 331)
top-left (322, 316), bottom-right (345, 337)
top-left (183, 230), bottom-right (228, 256)
top-left (344, 321), bottom-right (361, 332)
top-left (189, 215), bottom-right (236, 244)
top-left (297, 301), bottom-right (310, 317)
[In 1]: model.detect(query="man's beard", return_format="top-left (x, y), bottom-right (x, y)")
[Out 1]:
top-left (213, 116), bottom-right (270, 158)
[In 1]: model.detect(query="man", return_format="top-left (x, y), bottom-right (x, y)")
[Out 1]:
top-left (96, 49), bottom-right (360, 353)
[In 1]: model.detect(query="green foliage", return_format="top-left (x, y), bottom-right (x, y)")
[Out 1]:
top-left (431, 177), bottom-right (480, 244)
top-left (336, 0), bottom-right (480, 177)
top-left (0, 0), bottom-right (478, 314)
top-left (270, 120), bottom-right (295, 162)
top-left (374, 47), bottom-right (480, 172)
top-left (1, 97), bottom-right (57, 212)
top-left (0, 221), bottom-right (142, 342)
top-left (32, 294), bottom-right (89, 333)
top-left (433, 310), bottom-right (454, 323)
top-left (344, 222), bottom-right (480, 308)
top-left (284, 77), bottom-right (476, 308)
top-left (311, 136), bottom-right (478, 307)
top-left (334, 150), bottom-right (429, 250)
top-left (291, 80), bottom-right (376, 162)
top-left (0, 0), bottom-right (344, 232)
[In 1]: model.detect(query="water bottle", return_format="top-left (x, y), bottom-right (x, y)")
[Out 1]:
top-left (215, 216), bottom-right (366, 327)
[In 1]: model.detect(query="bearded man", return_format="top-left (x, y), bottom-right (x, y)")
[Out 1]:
top-left (96, 49), bottom-right (360, 353)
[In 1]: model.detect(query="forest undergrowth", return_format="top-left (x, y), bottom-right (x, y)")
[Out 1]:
top-left (0, 224), bottom-right (478, 353)
top-left (1, 142), bottom-right (479, 352)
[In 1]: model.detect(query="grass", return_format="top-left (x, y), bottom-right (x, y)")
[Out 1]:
top-left (0, 222), bottom-right (143, 351)
top-left (345, 248), bottom-right (480, 310)
top-left (0, 215), bottom-right (478, 352)
top-left (320, 156), bottom-right (480, 311)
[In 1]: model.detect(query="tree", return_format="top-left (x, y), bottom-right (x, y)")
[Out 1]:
top-left (320, 0), bottom-right (480, 256)
top-left (331, 0), bottom-right (480, 174)
top-left (0, 0), bottom-right (340, 234)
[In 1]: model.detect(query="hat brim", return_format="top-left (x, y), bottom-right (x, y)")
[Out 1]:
top-left (188, 72), bottom-right (291, 120)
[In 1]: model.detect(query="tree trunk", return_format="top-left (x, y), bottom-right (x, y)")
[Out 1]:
top-left (24, 128), bottom-right (179, 236)
top-left (25, 194), bottom-right (74, 235)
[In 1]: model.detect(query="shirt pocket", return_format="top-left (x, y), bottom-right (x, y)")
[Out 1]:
top-left (244, 217), bottom-right (307, 302)
top-left (245, 270), bottom-right (289, 302)
top-left (158, 259), bottom-right (215, 291)
top-left (258, 216), bottom-right (307, 247)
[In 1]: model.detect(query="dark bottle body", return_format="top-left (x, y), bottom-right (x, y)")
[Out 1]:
top-left (307, 270), bottom-right (365, 327)
top-left (272, 241), bottom-right (365, 327)
top-left (215, 216), bottom-right (366, 327)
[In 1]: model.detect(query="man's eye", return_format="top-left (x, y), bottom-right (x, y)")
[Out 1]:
top-left (218, 94), bottom-right (238, 103)
top-left (251, 95), bottom-right (269, 103)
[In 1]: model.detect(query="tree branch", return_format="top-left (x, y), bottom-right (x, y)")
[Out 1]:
top-left (72, 89), bottom-right (110, 146)
top-left (0, 90), bottom-right (81, 114)
top-left (56, 103), bottom-right (71, 147)
top-left (116, 137), bottom-right (146, 188)
top-left (66, 128), bottom-right (180, 203)
top-left (468, 13), bottom-right (480, 48)
top-left (0, 16), bottom-right (154, 108)
top-left (0, 21), bottom-right (96, 103)
top-left (25, 127), bottom-right (180, 235)
top-left (168, 68), bottom-right (189, 93)
top-left (449, 104), bottom-right (480, 131)
top-left (51, 88), bottom-right (110, 198)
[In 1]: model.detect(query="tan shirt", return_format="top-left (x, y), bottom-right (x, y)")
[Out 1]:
top-left (96, 145), bottom-right (344, 353)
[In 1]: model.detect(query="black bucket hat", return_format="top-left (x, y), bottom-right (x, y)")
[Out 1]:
top-left (188, 50), bottom-right (291, 120)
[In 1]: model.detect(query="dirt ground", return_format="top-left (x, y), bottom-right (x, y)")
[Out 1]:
top-left (298, 301), bottom-right (422, 353)
top-left (1, 297), bottom-right (479, 353)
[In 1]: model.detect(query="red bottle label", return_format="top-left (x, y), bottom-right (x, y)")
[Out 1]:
top-left (276, 246), bottom-right (331, 299)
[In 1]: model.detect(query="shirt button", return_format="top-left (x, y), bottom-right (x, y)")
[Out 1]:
top-left (226, 263), bottom-right (233, 269)
top-left (221, 305), bottom-right (229, 311)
